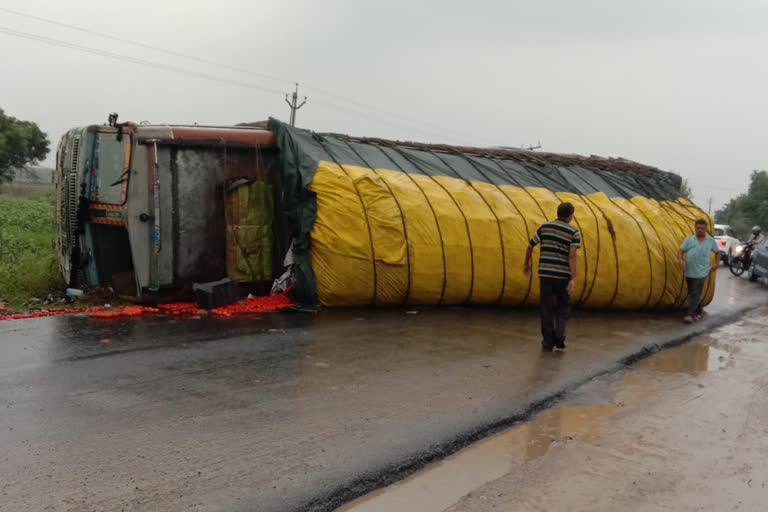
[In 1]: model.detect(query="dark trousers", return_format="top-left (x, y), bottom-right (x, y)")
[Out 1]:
top-left (540, 277), bottom-right (570, 347)
top-left (686, 277), bottom-right (706, 316)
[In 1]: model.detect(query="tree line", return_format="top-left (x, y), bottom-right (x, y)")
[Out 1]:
top-left (0, 108), bottom-right (50, 183)
top-left (715, 170), bottom-right (768, 239)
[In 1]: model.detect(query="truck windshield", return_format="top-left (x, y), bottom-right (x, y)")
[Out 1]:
top-left (714, 228), bottom-right (724, 236)
top-left (92, 132), bottom-right (129, 204)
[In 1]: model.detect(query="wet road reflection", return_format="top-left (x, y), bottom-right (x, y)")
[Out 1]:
top-left (336, 338), bottom-right (739, 512)
top-left (338, 404), bottom-right (618, 512)
top-left (639, 342), bottom-right (730, 373)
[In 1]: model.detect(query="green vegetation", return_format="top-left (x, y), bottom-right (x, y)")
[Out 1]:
top-left (0, 107), bottom-right (56, 306)
top-left (0, 185), bottom-right (64, 307)
top-left (0, 181), bottom-right (54, 199)
top-left (0, 108), bottom-right (50, 183)
top-left (715, 170), bottom-right (768, 239)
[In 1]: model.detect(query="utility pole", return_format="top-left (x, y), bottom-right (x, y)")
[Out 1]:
top-left (707, 196), bottom-right (713, 215)
top-left (523, 140), bottom-right (542, 151)
top-left (285, 83), bottom-right (307, 127)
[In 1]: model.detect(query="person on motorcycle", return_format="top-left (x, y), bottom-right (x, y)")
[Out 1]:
top-left (729, 225), bottom-right (766, 278)
top-left (746, 225), bottom-right (765, 247)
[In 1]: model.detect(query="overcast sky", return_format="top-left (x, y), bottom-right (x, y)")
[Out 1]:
top-left (2, 0), bottom-right (766, 211)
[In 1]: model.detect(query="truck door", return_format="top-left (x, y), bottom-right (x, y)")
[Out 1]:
top-left (86, 131), bottom-right (136, 294)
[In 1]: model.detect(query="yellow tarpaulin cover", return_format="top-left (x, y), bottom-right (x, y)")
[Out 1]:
top-left (268, 119), bottom-right (714, 308)
top-left (307, 161), bottom-right (714, 308)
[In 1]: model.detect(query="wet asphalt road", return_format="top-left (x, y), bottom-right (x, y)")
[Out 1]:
top-left (1, 272), bottom-right (766, 512)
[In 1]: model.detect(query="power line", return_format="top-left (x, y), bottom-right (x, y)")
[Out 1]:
top-left (0, 26), bottom-right (285, 95)
top-left (300, 84), bottom-right (468, 141)
top-left (309, 97), bottom-right (460, 141)
top-left (0, 25), bottom-right (461, 141)
top-left (0, 6), bottom-right (292, 87)
top-left (0, 6), bottom-right (468, 142)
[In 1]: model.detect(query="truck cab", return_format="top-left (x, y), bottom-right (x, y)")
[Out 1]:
top-left (54, 121), bottom-right (286, 300)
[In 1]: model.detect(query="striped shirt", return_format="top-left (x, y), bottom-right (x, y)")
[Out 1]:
top-left (530, 220), bottom-right (581, 280)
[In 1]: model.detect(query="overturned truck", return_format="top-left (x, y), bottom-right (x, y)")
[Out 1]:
top-left (55, 118), bottom-right (714, 309)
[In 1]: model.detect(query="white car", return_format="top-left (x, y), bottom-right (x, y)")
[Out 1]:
top-left (714, 224), bottom-right (740, 264)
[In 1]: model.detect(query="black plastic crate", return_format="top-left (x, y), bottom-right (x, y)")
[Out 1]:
top-left (193, 278), bottom-right (240, 310)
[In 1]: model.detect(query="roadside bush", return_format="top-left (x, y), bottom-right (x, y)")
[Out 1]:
top-left (0, 192), bottom-right (64, 306)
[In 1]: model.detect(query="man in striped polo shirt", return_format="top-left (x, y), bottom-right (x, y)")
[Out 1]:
top-left (524, 202), bottom-right (580, 351)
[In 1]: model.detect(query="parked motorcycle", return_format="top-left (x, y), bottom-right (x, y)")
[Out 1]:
top-left (729, 243), bottom-right (754, 277)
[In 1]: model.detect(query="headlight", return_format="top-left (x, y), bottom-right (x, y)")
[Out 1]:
top-left (735, 245), bottom-right (744, 255)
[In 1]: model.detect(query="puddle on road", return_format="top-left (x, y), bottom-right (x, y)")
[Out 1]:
top-left (638, 342), bottom-right (730, 373)
top-left (337, 404), bottom-right (617, 512)
top-left (337, 310), bottom-right (761, 512)
top-left (337, 341), bottom-right (732, 512)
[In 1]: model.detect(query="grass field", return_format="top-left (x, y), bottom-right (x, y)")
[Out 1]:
top-left (0, 182), bottom-right (54, 199)
top-left (0, 183), bottom-right (64, 307)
